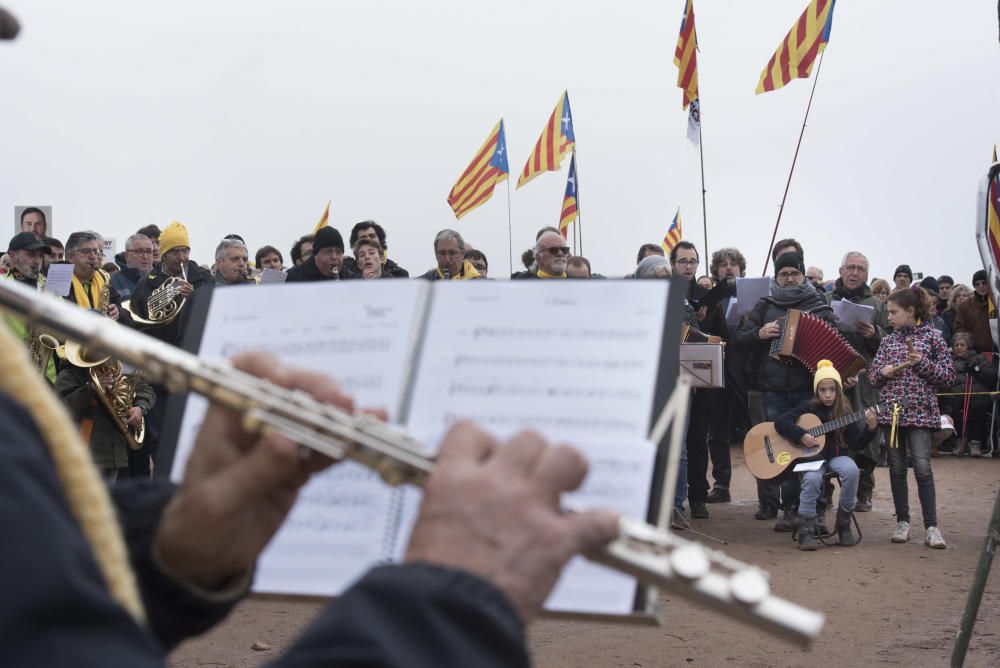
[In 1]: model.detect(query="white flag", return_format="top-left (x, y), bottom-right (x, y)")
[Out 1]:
top-left (687, 99), bottom-right (700, 146)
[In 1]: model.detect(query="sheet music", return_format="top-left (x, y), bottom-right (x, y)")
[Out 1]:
top-left (170, 281), bottom-right (428, 596)
top-left (831, 299), bottom-right (875, 330)
top-left (405, 280), bottom-right (669, 615)
top-left (734, 277), bottom-right (771, 317)
top-left (405, 281), bottom-right (669, 447)
top-left (44, 263), bottom-right (74, 296)
top-left (259, 268), bottom-right (287, 284)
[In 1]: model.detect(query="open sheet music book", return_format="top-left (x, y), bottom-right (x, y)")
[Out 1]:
top-left (160, 279), bottom-right (685, 618)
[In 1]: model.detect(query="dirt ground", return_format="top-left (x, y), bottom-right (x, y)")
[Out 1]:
top-left (170, 449), bottom-right (1000, 667)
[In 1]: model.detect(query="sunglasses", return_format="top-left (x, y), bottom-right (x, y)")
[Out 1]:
top-left (543, 246), bottom-right (571, 256)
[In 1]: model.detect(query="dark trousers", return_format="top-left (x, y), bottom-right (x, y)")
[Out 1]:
top-left (707, 388), bottom-right (732, 489)
top-left (885, 426), bottom-right (938, 528)
top-left (686, 390), bottom-right (711, 504)
top-left (757, 390), bottom-right (813, 512)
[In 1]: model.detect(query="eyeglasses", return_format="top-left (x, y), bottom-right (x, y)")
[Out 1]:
top-left (777, 270), bottom-right (803, 280)
top-left (75, 248), bottom-right (101, 256)
top-left (436, 250), bottom-right (463, 257)
top-left (874, 290), bottom-right (889, 297)
top-left (674, 258), bottom-right (699, 267)
top-left (128, 249), bottom-right (154, 256)
top-left (542, 246), bottom-right (571, 256)
top-left (842, 264), bottom-right (867, 273)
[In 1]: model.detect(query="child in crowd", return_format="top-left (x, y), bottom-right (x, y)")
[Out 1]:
top-left (872, 286), bottom-right (955, 548)
top-left (775, 360), bottom-right (877, 551)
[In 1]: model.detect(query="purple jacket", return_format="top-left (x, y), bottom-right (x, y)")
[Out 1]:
top-left (872, 322), bottom-right (955, 429)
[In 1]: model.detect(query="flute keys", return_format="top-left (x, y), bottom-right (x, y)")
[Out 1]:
top-left (669, 544), bottom-right (710, 580)
top-left (729, 568), bottom-right (770, 605)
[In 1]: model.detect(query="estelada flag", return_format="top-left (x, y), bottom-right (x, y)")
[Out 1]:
top-left (517, 91), bottom-right (576, 188)
top-left (559, 153), bottom-right (578, 239)
top-left (447, 120), bottom-right (509, 220)
top-left (674, 0), bottom-right (699, 109)
top-left (987, 145), bottom-right (1000, 302)
top-left (756, 0), bottom-right (836, 95)
top-left (662, 209), bottom-right (683, 254)
top-left (312, 201), bottom-right (331, 234)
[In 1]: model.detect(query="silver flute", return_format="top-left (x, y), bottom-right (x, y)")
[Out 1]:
top-left (0, 279), bottom-right (824, 646)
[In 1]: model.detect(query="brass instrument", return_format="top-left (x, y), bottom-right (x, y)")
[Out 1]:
top-left (0, 279), bottom-right (824, 646)
top-left (98, 268), bottom-right (112, 316)
top-left (64, 338), bottom-right (145, 451)
top-left (123, 262), bottom-right (190, 327)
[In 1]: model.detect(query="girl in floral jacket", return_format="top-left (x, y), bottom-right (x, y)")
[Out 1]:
top-left (872, 286), bottom-right (955, 549)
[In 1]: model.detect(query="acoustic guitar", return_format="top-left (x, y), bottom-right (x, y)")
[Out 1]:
top-left (743, 398), bottom-right (907, 481)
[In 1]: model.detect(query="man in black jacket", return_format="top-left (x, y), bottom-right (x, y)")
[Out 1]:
top-left (285, 226), bottom-right (345, 282)
top-left (735, 252), bottom-right (835, 527)
top-left (0, 353), bottom-right (616, 666)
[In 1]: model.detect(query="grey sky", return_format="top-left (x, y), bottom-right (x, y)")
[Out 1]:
top-left (1, 0), bottom-right (996, 282)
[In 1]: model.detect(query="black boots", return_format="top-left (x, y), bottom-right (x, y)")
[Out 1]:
top-left (836, 506), bottom-right (857, 547)
top-left (797, 515), bottom-right (817, 551)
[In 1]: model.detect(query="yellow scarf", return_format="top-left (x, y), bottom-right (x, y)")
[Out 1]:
top-left (437, 261), bottom-right (481, 280)
top-left (71, 270), bottom-right (106, 310)
top-left (537, 269), bottom-right (566, 279)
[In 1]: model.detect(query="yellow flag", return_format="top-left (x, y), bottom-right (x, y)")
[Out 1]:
top-left (313, 201), bottom-right (331, 234)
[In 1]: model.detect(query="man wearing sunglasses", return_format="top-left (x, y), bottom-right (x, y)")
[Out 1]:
top-left (512, 231), bottom-right (570, 279)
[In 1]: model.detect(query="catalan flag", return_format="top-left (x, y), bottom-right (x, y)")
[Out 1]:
top-left (662, 209), bottom-right (683, 254)
top-left (517, 91), bottom-right (576, 189)
top-left (312, 201), bottom-right (331, 233)
top-left (756, 0), bottom-right (837, 95)
top-left (447, 120), bottom-right (510, 220)
top-left (674, 0), bottom-right (699, 109)
top-left (559, 153), bottom-right (578, 239)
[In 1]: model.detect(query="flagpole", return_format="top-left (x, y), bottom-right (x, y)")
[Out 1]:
top-left (697, 108), bottom-right (708, 270)
top-left (506, 179), bottom-right (514, 277)
top-left (573, 148), bottom-right (584, 256)
top-left (761, 50), bottom-right (827, 277)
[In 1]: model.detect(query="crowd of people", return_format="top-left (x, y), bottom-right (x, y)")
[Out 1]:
top-left (1, 203), bottom-right (996, 662)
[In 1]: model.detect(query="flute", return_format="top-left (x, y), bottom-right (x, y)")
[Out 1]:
top-left (0, 279), bottom-right (824, 646)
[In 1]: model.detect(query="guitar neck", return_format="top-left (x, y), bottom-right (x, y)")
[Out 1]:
top-left (806, 402), bottom-right (888, 437)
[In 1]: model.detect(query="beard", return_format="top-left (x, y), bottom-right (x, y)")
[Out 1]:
top-left (549, 258), bottom-right (568, 274)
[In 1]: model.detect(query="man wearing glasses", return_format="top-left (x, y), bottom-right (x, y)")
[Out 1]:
top-left (420, 229), bottom-right (481, 280)
top-left (63, 231), bottom-right (128, 324)
top-left (955, 269), bottom-right (997, 355)
top-left (511, 231), bottom-right (570, 279)
top-left (735, 252), bottom-right (836, 528)
top-left (110, 234), bottom-right (155, 301)
top-left (827, 252), bottom-right (889, 513)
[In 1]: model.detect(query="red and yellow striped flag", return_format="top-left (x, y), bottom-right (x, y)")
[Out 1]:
top-left (661, 209), bottom-right (683, 253)
top-left (674, 0), bottom-right (699, 109)
top-left (756, 0), bottom-right (837, 95)
top-left (312, 201), bottom-right (331, 234)
top-left (517, 91), bottom-right (576, 189)
top-left (447, 120), bottom-right (510, 220)
top-left (558, 154), bottom-right (578, 239)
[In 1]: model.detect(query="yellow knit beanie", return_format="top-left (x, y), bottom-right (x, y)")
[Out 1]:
top-left (159, 221), bottom-right (191, 255)
top-left (813, 359), bottom-right (842, 393)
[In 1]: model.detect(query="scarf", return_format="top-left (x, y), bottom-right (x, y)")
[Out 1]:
top-left (767, 281), bottom-right (828, 310)
top-left (71, 270), bottom-right (106, 310)
top-left (832, 278), bottom-right (871, 302)
top-left (537, 269), bottom-right (566, 279)
top-left (436, 261), bottom-right (481, 280)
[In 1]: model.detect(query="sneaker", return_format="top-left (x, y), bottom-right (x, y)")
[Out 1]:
top-left (925, 526), bottom-right (947, 549)
top-left (891, 520), bottom-right (911, 543)
top-left (754, 504), bottom-right (778, 520)
top-left (706, 487), bottom-right (731, 503)
top-left (670, 507), bottom-right (689, 531)
top-left (970, 441), bottom-right (983, 458)
top-left (690, 501), bottom-right (710, 519)
top-left (854, 495), bottom-right (873, 513)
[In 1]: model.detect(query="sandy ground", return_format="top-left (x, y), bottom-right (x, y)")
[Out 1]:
top-left (170, 449), bottom-right (1000, 667)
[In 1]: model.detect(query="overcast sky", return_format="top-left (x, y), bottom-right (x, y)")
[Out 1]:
top-left (1, 1), bottom-right (997, 282)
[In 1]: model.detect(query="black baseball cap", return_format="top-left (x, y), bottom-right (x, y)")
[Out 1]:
top-left (8, 232), bottom-right (52, 254)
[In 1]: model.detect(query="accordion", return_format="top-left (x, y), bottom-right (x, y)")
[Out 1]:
top-left (681, 322), bottom-right (722, 344)
top-left (768, 309), bottom-right (866, 378)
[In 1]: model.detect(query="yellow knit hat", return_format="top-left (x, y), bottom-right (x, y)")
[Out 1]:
top-left (159, 220), bottom-right (190, 255)
top-left (813, 359), bottom-right (842, 393)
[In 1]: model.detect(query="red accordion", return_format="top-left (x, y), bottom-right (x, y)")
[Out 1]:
top-left (768, 309), bottom-right (866, 378)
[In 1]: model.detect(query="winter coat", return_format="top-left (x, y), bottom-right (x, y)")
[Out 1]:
top-left (871, 322), bottom-right (956, 429)
top-left (734, 284), bottom-right (835, 393)
top-left (340, 256), bottom-right (410, 279)
top-left (775, 400), bottom-right (877, 461)
top-left (955, 293), bottom-right (994, 354)
top-left (285, 256), bottom-right (341, 283)
top-left (55, 364), bottom-right (155, 470)
top-left (947, 352), bottom-right (997, 396)
top-left (110, 263), bottom-right (146, 302)
top-left (827, 280), bottom-right (889, 460)
top-left (129, 261), bottom-right (213, 347)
